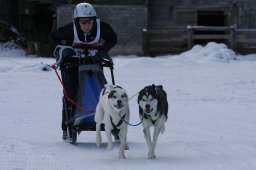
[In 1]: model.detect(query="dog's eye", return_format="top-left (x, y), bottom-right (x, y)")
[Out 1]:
top-left (121, 94), bottom-right (126, 98)
top-left (112, 96), bottom-right (117, 99)
top-left (142, 99), bottom-right (146, 102)
top-left (150, 98), bottom-right (154, 101)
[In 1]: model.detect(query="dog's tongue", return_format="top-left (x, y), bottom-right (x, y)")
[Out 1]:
top-left (145, 108), bottom-right (152, 113)
top-left (115, 104), bottom-right (123, 109)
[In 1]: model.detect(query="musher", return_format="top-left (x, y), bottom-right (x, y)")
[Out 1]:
top-left (49, 2), bottom-right (118, 140)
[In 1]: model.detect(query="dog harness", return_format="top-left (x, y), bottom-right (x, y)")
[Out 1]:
top-left (110, 114), bottom-right (126, 131)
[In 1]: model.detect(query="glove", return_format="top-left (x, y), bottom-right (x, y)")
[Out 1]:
top-left (54, 46), bottom-right (76, 68)
top-left (95, 50), bottom-right (108, 59)
top-left (95, 50), bottom-right (113, 68)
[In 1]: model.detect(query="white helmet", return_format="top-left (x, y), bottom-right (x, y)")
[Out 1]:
top-left (73, 3), bottom-right (96, 19)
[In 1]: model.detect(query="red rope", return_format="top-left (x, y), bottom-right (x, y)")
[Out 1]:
top-left (52, 64), bottom-right (95, 113)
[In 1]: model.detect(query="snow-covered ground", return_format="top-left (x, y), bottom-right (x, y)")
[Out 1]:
top-left (0, 41), bottom-right (256, 170)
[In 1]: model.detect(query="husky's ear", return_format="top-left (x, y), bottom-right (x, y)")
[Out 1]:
top-left (114, 85), bottom-right (123, 89)
top-left (158, 85), bottom-right (163, 90)
top-left (104, 84), bottom-right (110, 88)
top-left (137, 90), bottom-right (143, 104)
top-left (122, 88), bottom-right (127, 93)
top-left (123, 91), bottom-right (128, 98)
top-left (104, 84), bottom-right (115, 91)
top-left (102, 86), bottom-right (107, 95)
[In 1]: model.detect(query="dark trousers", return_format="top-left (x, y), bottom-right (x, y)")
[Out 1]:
top-left (61, 65), bottom-right (78, 131)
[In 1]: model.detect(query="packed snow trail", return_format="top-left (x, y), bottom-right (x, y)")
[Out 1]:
top-left (0, 42), bottom-right (256, 170)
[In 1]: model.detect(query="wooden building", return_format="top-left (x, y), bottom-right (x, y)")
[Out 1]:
top-left (144, 0), bottom-right (256, 55)
top-left (1, 0), bottom-right (256, 56)
top-left (55, 1), bottom-right (147, 56)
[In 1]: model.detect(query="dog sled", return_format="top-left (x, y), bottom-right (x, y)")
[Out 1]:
top-left (53, 45), bottom-right (115, 144)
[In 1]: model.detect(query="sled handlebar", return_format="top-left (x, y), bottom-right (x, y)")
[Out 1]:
top-left (52, 45), bottom-right (115, 84)
top-left (53, 45), bottom-right (113, 69)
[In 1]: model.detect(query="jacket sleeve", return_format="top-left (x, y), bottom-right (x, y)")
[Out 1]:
top-left (98, 22), bottom-right (117, 52)
top-left (48, 23), bottom-right (74, 50)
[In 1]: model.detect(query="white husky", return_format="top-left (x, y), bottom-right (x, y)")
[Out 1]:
top-left (95, 84), bottom-right (130, 159)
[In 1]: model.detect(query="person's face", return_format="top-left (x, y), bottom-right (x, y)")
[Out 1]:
top-left (79, 18), bottom-right (94, 34)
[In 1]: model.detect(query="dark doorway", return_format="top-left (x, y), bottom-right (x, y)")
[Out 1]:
top-left (195, 11), bottom-right (228, 45)
top-left (19, 2), bottom-right (55, 56)
top-left (20, 3), bottom-right (54, 43)
top-left (197, 11), bottom-right (226, 26)
top-left (34, 3), bottom-right (54, 43)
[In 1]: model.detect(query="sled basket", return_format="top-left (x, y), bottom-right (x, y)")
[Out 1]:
top-left (74, 64), bottom-right (106, 131)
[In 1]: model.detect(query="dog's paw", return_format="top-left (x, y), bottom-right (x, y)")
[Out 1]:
top-left (119, 154), bottom-right (126, 159)
top-left (147, 152), bottom-right (156, 159)
top-left (96, 135), bottom-right (102, 147)
top-left (96, 141), bottom-right (101, 147)
top-left (125, 144), bottom-right (129, 150)
top-left (107, 144), bottom-right (113, 150)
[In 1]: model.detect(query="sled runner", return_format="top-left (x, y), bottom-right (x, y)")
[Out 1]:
top-left (53, 45), bottom-right (115, 144)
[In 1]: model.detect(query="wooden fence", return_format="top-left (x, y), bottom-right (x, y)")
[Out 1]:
top-left (143, 25), bottom-right (256, 55)
top-left (187, 25), bottom-right (237, 49)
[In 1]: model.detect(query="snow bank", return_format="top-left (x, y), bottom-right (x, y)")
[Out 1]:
top-left (178, 42), bottom-right (236, 63)
top-left (0, 41), bottom-right (26, 58)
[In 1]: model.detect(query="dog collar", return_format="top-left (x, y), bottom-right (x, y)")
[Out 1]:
top-left (143, 113), bottom-right (159, 126)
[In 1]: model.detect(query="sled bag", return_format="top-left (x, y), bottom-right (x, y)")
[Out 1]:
top-left (74, 64), bottom-right (107, 129)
